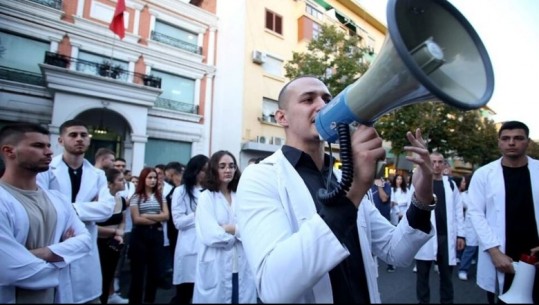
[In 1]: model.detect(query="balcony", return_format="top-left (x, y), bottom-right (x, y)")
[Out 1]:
top-left (43, 51), bottom-right (161, 89)
top-left (151, 31), bottom-right (202, 54)
top-left (155, 97), bottom-right (198, 114)
top-left (0, 66), bottom-right (44, 86)
top-left (28, 0), bottom-right (62, 10)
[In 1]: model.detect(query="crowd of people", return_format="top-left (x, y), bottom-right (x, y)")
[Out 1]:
top-left (1, 76), bottom-right (538, 304)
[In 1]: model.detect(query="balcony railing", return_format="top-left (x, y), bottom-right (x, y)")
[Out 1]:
top-left (0, 66), bottom-right (44, 86)
top-left (28, 0), bottom-right (62, 10)
top-left (43, 51), bottom-right (162, 89)
top-left (155, 97), bottom-right (198, 114)
top-left (151, 31), bottom-right (202, 55)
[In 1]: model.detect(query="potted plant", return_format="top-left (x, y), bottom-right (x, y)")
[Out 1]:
top-left (98, 60), bottom-right (113, 77)
top-left (98, 61), bottom-right (123, 79)
top-left (44, 51), bottom-right (70, 68)
top-left (143, 74), bottom-right (161, 88)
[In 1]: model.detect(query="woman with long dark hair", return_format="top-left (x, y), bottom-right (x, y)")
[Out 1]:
top-left (171, 154), bottom-right (209, 303)
top-left (128, 167), bottom-right (169, 304)
top-left (193, 151), bottom-right (257, 303)
top-left (391, 174), bottom-right (411, 223)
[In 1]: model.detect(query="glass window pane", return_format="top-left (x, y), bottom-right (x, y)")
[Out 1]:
top-left (77, 51), bottom-right (128, 79)
top-left (151, 70), bottom-right (195, 104)
top-left (154, 20), bottom-right (197, 45)
top-left (275, 15), bottom-right (282, 34)
top-left (263, 55), bottom-right (283, 77)
top-left (0, 31), bottom-right (49, 73)
top-left (144, 138), bottom-right (192, 166)
top-left (265, 11), bottom-right (273, 30)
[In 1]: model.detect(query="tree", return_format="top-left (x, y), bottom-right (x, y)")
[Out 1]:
top-left (527, 139), bottom-right (539, 159)
top-left (284, 24), bottom-right (370, 95)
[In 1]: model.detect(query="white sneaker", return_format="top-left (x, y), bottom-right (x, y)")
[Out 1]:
top-left (108, 293), bottom-right (128, 304)
top-left (458, 271), bottom-right (468, 281)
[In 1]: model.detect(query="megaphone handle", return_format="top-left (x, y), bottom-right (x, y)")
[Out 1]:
top-left (318, 123), bottom-right (354, 205)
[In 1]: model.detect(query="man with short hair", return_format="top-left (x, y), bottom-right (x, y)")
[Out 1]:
top-left (94, 147), bottom-right (115, 171)
top-left (414, 151), bottom-right (465, 304)
top-left (37, 119), bottom-right (113, 303)
top-left (0, 122), bottom-right (91, 303)
top-left (468, 120), bottom-right (539, 303)
top-left (236, 76), bottom-right (436, 303)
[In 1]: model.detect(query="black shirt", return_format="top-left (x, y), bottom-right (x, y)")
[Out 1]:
top-left (282, 145), bottom-right (369, 303)
top-left (433, 180), bottom-right (448, 236)
top-left (65, 161), bottom-right (83, 203)
top-left (281, 145), bottom-right (432, 303)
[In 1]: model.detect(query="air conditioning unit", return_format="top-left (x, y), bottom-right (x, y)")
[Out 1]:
top-left (271, 136), bottom-right (285, 146)
top-left (256, 135), bottom-right (267, 144)
top-left (252, 50), bottom-right (267, 64)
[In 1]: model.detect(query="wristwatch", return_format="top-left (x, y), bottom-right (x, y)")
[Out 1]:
top-left (411, 193), bottom-right (437, 211)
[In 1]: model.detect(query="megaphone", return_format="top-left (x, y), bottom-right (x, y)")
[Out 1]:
top-left (498, 254), bottom-right (537, 304)
top-left (315, 0), bottom-right (495, 143)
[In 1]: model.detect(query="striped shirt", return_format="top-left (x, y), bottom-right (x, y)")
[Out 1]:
top-left (130, 193), bottom-right (162, 215)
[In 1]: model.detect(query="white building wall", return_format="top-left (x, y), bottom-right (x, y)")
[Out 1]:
top-left (212, 0), bottom-right (247, 158)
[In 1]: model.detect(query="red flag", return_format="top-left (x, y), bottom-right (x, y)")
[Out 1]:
top-left (109, 0), bottom-right (126, 39)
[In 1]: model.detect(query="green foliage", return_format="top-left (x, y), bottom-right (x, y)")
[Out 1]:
top-left (527, 139), bottom-right (539, 159)
top-left (284, 24), bottom-right (370, 95)
top-left (376, 102), bottom-right (500, 167)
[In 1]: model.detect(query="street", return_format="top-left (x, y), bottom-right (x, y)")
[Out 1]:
top-left (119, 257), bottom-right (487, 303)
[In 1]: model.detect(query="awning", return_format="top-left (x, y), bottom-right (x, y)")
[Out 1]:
top-left (313, 0), bottom-right (333, 10)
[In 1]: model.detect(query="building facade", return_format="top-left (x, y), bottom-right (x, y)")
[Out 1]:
top-left (214, 0), bottom-right (387, 169)
top-left (0, 0), bottom-right (217, 175)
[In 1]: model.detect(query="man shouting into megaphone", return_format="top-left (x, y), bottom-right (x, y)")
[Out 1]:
top-left (236, 76), bottom-right (438, 303)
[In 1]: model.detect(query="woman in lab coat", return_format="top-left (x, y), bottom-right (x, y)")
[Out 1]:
top-left (193, 151), bottom-right (257, 304)
top-left (171, 154), bottom-right (209, 303)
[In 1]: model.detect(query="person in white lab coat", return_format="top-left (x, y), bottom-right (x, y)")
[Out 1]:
top-left (37, 119), bottom-right (112, 303)
top-left (467, 121), bottom-right (539, 303)
top-left (0, 122), bottom-right (92, 303)
top-left (414, 152), bottom-right (465, 304)
top-left (193, 150), bottom-right (257, 304)
top-left (235, 76), bottom-right (436, 303)
top-left (171, 154), bottom-right (208, 304)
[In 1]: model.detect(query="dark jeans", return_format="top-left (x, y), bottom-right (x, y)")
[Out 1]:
top-left (416, 235), bottom-right (454, 304)
top-left (232, 272), bottom-right (239, 304)
top-left (97, 237), bottom-right (122, 304)
top-left (128, 225), bottom-right (165, 304)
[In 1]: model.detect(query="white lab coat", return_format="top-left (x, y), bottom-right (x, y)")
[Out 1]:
top-left (37, 155), bottom-right (111, 303)
top-left (461, 191), bottom-right (478, 246)
top-left (467, 157), bottom-right (539, 294)
top-left (236, 150), bottom-right (434, 303)
top-left (414, 176), bottom-right (465, 264)
top-left (0, 186), bottom-right (92, 304)
top-left (193, 190), bottom-right (257, 304)
top-left (172, 185), bottom-right (201, 285)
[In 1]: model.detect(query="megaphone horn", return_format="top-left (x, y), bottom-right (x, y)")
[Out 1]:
top-left (498, 254), bottom-right (537, 304)
top-left (315, 0), bottom-right (495, 143)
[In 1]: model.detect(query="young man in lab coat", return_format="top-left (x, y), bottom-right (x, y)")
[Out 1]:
top-left (467, 120), bottom-right (539, 303)
top-left (37, 119), bottom-right (113, 303)
top-left (236, 76), bottom-right (436, 303)
top-left (0, 122), bottom-right (92, 303)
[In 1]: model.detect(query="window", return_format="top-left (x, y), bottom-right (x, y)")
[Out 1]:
top-left (152, 20), bottom-right (200, 54)
top-left (265, 10), bottom-right (283, 35)
top-left (77, 51), bottom-right (129, 81)
top-left (145, 138), bottom-right (191, 166)
top-left (262, 54), bottom-right (283, 77)
top-left (0, 31), bottom-right (48, 73)
top-left (262, 98), bottom-right (278, 123)
top-left (151, 70), bottom-right (197, 113)
top-left (306, 4), bottom-right (323, 20)
top-left (313, 22), bottom-right (322, 39)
